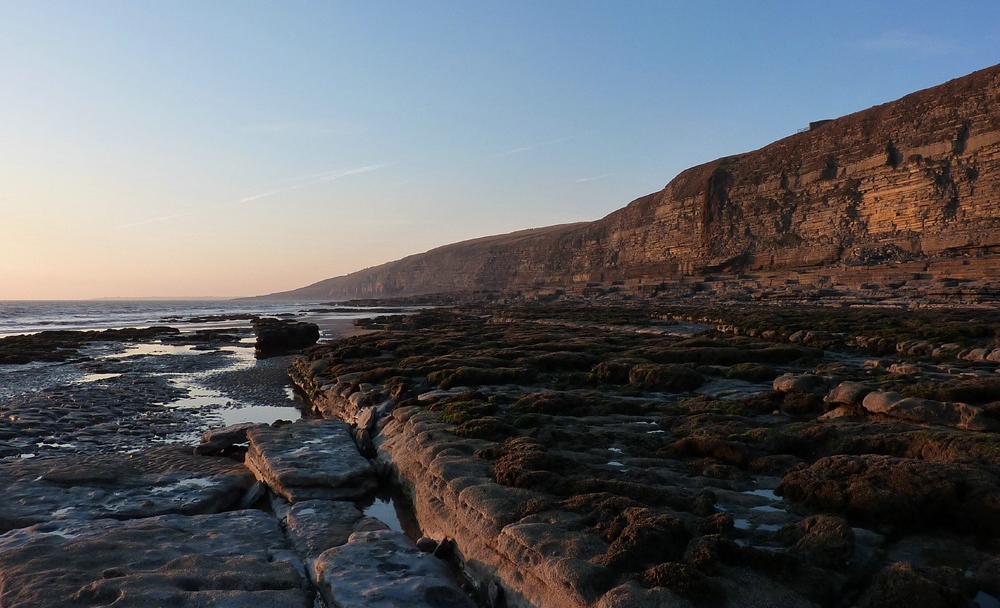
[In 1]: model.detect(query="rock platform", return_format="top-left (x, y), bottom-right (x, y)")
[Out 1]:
top-left (0, 420), bottom-right (471, 607)
top-left (289, 303), bottom-right (1000, 608)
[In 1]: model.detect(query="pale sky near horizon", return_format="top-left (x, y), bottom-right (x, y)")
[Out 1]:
top-left (1, 1), bottom-right (998, 299)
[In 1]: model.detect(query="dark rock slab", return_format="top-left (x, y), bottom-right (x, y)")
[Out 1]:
top-left (283, 499), bottom-right (389, 565)
top-left (314, 529), bottom-right (475, 608)
top-left (0, 510), bottom-right (310, 608)
top-left (0, 446), bottom-right (253, 532)
top-left (245, 419), bottom-right (377, 502)
top-left (194, 422), bottom-right (266, 455)
top-left (0, 326), bottom-right (179, 365)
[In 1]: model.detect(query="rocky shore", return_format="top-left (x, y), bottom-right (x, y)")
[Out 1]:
top-left (3, 304), bottom-right (1000, 606)
top-left (288, 303), bottom-right (1000, 607)
top-left (0, 316), bottom-right (477, 607)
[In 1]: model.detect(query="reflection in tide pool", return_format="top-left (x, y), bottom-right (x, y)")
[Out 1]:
top-left (358, 486), bottom-right (422, 541)
top-left (75, 373), bottom-right (122, 383)
top-left (742, 487), bottom-right (781, 501)
top-left (216, 404), bottom-right (301, 426)
top-left (362, 496), bottom-right (404, 533)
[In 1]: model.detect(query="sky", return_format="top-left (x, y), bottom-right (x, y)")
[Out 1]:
top-left (1, 1), bottom-right (998, 299)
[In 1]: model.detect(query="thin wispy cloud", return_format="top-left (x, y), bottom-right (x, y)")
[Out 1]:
top-left (239, 164), bottom-right (390, 204)
top-left (238, 120), bottom-right (365, 138)
top-left (575, 173), bottom-right (615, 183)
top-left (117, 210), bottom-right (200, 229)
top-left (495, 135), bottom-right (583, 157)
top-left (856, 30), bottom-right (953, 54)
top-left (116, 164), bottom-right (391, 229)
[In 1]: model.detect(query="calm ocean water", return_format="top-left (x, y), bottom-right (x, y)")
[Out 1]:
top-left (0, 300), bottom-right (392, 338)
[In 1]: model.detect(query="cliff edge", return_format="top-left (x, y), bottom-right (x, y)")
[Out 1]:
top-left (269, 64), bottom-right (1000, 301)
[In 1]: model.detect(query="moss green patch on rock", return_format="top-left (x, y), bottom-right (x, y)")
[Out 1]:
top-left (725, 362), bottom-right (778, 382)
top-left (629, 364), bottom-right (706, 391)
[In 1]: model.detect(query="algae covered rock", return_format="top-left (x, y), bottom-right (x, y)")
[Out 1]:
top-left (780, 454), bottom-right (1000, 534)
top-left (628, 363), bottom-right (706, 391)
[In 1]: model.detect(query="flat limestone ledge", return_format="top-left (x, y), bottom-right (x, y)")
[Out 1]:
top-left (0, 510), bottom-right (310, 608)
top-left (314, 528), bottom-right (476, 608)
top-left (280, 498), bottom-right (390, 571)
top-left (0, 446), bottom-right (254, 533)
top-left (375, 407), bottom-right (612, 608)
top-left (246, 420), bottom-right (377, 503)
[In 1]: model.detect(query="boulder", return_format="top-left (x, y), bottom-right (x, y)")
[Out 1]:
top-left (788, 515), bottom-right (855, 571)
top-left (628, 364), bottom-right (705, 391)
top-left (861, 391), bottom-right (997, 431)
top-left (860, 391), bottom-right (904, 413)
top-left (826, 381), bottom-right (872, 406)
top-left (887, 363), bottom-right (921, 375)
top-left (773, 373), bottom-right (827, 394)
top-left (964, 348), bottom-right (992, 362)
top-left (253, 318), bottom-right (320, 358)
top-left (858, 561), bottom-right (967, 608)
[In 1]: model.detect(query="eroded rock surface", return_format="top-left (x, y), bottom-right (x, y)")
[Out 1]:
top-left (282, 499), bottom-right (389, 565)
top-left (314, 529), bottom-right (476, 608)
top-left (0, 510), bottom-right (310, 608)
top-left (245, 419), bottom-right (377, 502)
top-left (290, 304), bottom-right (1000, 608)
top-left (0, 446), bottom-right (253, 532)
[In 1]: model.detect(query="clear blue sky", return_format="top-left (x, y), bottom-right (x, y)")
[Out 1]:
top-left (1, 1), bottom-right (997, 298)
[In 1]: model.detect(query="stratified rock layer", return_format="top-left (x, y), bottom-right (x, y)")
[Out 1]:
top-left (271, 63), bottom-right (1000, 300)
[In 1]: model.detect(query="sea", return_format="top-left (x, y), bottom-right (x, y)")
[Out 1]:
top-left (0, 299), bottom-right (395, 338)
top-left (0, 299), bottom-right (405, 456)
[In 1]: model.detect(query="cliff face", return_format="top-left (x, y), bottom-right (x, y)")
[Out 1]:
top-left (274, 64), bottom-right (1000, 300)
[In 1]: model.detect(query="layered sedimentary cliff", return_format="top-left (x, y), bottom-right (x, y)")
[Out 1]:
top-left (273, 64), bottom-right (1000, 300)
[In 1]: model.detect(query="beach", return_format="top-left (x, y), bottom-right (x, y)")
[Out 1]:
top-left (2, 301), bottom-right (1000, 606)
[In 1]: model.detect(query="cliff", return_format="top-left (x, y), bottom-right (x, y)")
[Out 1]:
top-left (269, 63), bottom-right (1000, 301)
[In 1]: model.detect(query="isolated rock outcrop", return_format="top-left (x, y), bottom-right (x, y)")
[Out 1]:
top-left (253, 317), bottom-right (319, 357)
